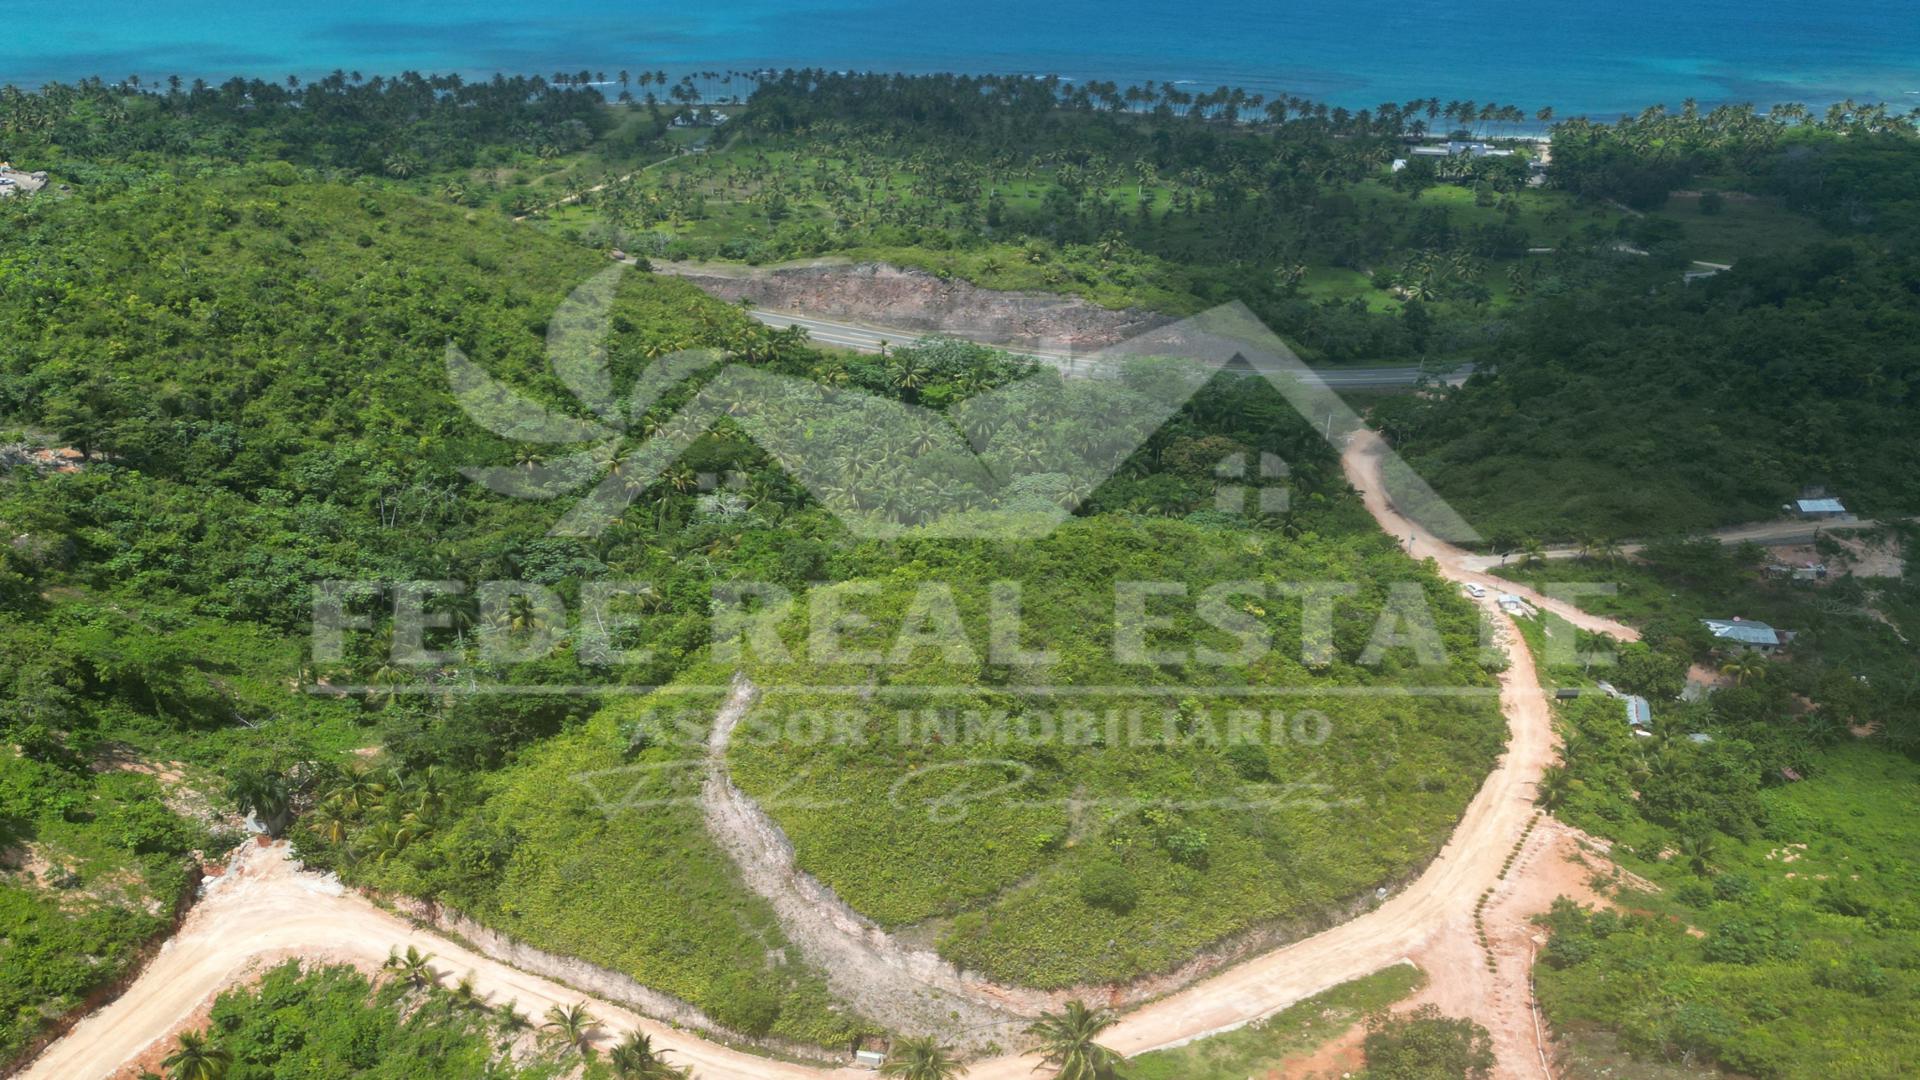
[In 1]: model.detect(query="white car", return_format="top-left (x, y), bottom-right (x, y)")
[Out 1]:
top-left (1462, 583), bottom-right (1486, 598)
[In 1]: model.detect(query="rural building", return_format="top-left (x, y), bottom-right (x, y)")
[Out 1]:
top-left (1791, 497), bottom-right (1848, 519)
top-left (1407, 140), bottom-right (1514, 159)
top-left (1702, 617), bottom-right (1787, 651)
top-left (1496, 593), bottom-right (1537, 618)
top-left (1624, 695), bottom-right (1652, 728)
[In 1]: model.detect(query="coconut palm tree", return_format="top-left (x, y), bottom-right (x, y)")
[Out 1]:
top-left (332, 769), bottom-right (387, 813)
top-left (226, 769), bottom-right (293, 836)
top-left (308, 796), bottom-right (351, 845)
top-left (608, 1031), bottom-right (691, 1078)
top-left (1534, 763), bottom-right (1577, 811)
top-left (382, 945), bottom-right (439, 991)
top-left (1720, 652), bottom-right (1769, 686)
top-left (495, 999), bottom-right (532, 1032)
top-left (1520, 538), bottom-right (1548, 567)
top-left (1677, 831), bottom-right (1719, 876)
top-left (1027, 1000), bottom-right (1127, 1080)
top-left (448, 972), bottom-right (487, 1011)
top-left (543, 1002), bottom-right (599, 1055)
top-left (161, 1031), bottom-right (231, 1080)
top-left (880, 1036), bottom-right (962, 1080)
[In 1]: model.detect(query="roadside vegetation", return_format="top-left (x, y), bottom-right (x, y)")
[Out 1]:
top-left (162, 960), bottom-right (573, 1078)
top-left (1496, 536), bottom-right (1920, 1077)
top-left (0, 747), bottom-right (216, 1065)
top-left (1128, 963), bottom-right (1424, 1079)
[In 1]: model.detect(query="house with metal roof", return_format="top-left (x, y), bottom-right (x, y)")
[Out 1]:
top-left (1702, 617), bottom-right (1784, 650)
top-left (1624, 695), bottom-right (1652, 728)
top-left (1791, 497), bottom-right (1847, 519)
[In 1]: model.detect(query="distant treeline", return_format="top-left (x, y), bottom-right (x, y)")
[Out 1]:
top-left (0, 72), bottom-right (621, 174)
top-left (742, 68), bottom-right (1550, 139)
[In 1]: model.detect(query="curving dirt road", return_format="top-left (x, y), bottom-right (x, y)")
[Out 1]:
top-left (22, 428), bottom-right (1639, 1080)
top-left (15, 838), bottom-right (869, 1080)
top-left (1346, 429), bottom-right (1638, 643)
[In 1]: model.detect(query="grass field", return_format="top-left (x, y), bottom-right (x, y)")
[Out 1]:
top-left (1664, 191), bottom-right (1830, 264)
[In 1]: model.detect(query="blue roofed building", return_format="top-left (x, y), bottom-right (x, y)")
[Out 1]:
top-left (1624, 695), bottom-right (1652, 728)
top-left (1702, 617), bottom-right (1786, 651)
top-left (1792, 497), bottom-right (1847, 519)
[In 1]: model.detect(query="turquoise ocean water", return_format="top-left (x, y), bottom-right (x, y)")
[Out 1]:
top-left (9, 0), bottom-right (1920, 117)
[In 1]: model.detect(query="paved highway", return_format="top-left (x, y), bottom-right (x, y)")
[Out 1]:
top-left (746, 308), bottom-right (1470, 388)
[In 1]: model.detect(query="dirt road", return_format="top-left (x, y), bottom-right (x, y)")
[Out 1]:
top-left (18, 838), bottom-right (871, 1080)
top-left (1455, 516), bottom-right (1894, 573)
top-left (25, 429), bottom-right (1639, 1080)
top-left (1347, 430), bottom-right (1638, 643)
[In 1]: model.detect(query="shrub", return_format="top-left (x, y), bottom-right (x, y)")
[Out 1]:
top-left (1077, 862), bottom-right (1140, 914)
top-left (1224, 742), bottom-right (1271, 781)
top-left (707, 971), bottom-right (783, 1037)
top-left (1361, 1004), bottom-right (1494, 1079)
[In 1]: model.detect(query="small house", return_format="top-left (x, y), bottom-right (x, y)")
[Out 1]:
top-left (1702, 617), bottom-right (1785, 652)
top-left (1624, 695), bottom-right (1652, 728)
top-left (1496, 593), bottom-right (1537, 618)
top-left (1791, 498), bottom-right (1847, 520)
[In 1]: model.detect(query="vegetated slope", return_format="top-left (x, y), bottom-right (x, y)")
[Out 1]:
top-left (0, 168), bottom-right (871, 1046)
top-left (721, 515), bottom-right (1507, 988)
top-left (1489, 536), bottom-right (1920, 1078)
top-left (1373, 127), bottom-right (1920, 543)
top-left (0, 750), bottom-right (212, 1068)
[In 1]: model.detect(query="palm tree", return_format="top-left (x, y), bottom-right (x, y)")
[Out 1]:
top-left (332, 769), bottom-right (386, 814)
top-left (1520, 538), bottom-right (1548, 567)
top-left (382, 945), bottom-right (439, 991)
top-left (1534, 763), bottom-right (1577, 811)
top-left (1677, 831), bottom-right (1718, 876)
top-left (880, 1036), bottom-right (962, 1080)
top-left (543, 1002), bottom-right (599, 1055)
top-left (1720, 652), bottom-right (1769, 686)
top-left (495, 999), bottom-right (532, 1032)
top-left (448, 972), bottom-right (486, 1011)
top-left (608, 1031), bottom-right (691, 1078)
top-left (161, 1031), bottom-right (232, 1080)
top-left (1027, 1001), bottom-right (1127, 1080)
top-left (226, 770), bottom-right (293, 836)
top-left (308, 796), bottom-right (350, 845)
